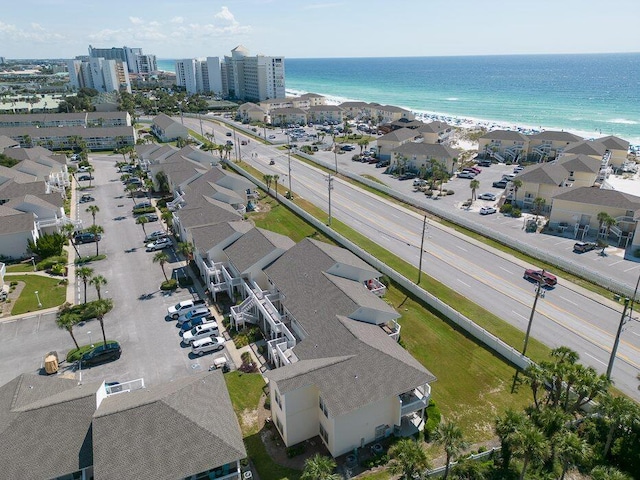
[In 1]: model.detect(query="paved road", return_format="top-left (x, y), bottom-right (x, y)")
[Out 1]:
top-left (0, 155), bottom-right (228, 387)
top-left (184, 116), bottom-right (640, 400)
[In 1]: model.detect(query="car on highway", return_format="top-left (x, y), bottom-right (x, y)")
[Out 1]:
top-left (457, 171), bottom-right (476, 179)
top-left (168, 298), bottom-right (207, 319)
top-left (182, 322), bottom-right (220, 345)
top-left (479, 206), bottom-right (497, 215)
top-left (492, 180), bottom-right (508, 188)
top-left (144, 230), bottom-right (166, 242)
top-left (268, 135), bottom-right (276, 139)
top-left (478, 193), bottom-right (496, 201)
top-left (79, 194), bottom-right (95, 203)
top-left (191, 336), bottom-right (225, 356)
top-left (573, 241), bottom-right (598, 253)
top-left (146, 237), bottom-right (171, 251)
top-left (80, 341), bottom-right (121, 367)
top-left (524, 269), bottom-right (558, 287)
top-left (269, 159), bottom-right (275, 165)
top-left (226, 132), bottom-right (232, 136)
top-left (514, 165), bottom-right (524, 173)
top-left (341, 145), bottom-right (355, 151)
top-left (74, 232), bottom-right (101, 244)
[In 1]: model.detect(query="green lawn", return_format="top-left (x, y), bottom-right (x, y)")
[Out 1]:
top-left (9, 275), bottom-right (67, 314)
top-left (5, 263), bottom-right (35, 273)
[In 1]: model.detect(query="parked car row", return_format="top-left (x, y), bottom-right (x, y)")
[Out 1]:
top-left (165, 299), bottom-right (227, 356)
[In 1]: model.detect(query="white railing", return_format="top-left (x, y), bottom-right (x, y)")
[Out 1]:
top-left (491, 151), bottom-right (505, 163)
top-left (366, 278), bottom-right (386, 296)
top-left (384, 319), bottom-right (401, 342)
top-left (106, 378), bottom-right (145, 395)
top-left (400, 383), bottom-right (431, 416)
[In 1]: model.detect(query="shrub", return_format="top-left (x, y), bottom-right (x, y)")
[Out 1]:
top-left (28, 233), bottom-right (66, 258)
top-left (36, 255), bottom-right (68, 271)
top-left (75, 254), bottom-right (107, 265)
top-left (286, 444), bottom-right (306, 458)
top-left (424, 399), bottom-right (441, 441)
top-left (133, 206), bottom-right (156, 215)
top-left (424, 189), bottom-right (434, 196)
top-left (10, 281), bottom-right (18, 287)
top-left (241, 351), bottom-right (252, 364)
top-left (264, 396), bottom-right (271, 410)
top-left (511, 208), bottom-right (522, 218)
top-left (160, 279), bottom-right (178, 290)
top-left (66, 341), bottom-right (112, 362)
top-left (50, 263), bottom-right (66, 276)
top-left (361, 453), bottom-right (389, 468)
top-left (446, 190), bottom-right (455, 195)
top-left (500, 203), bottom-right (513, 214)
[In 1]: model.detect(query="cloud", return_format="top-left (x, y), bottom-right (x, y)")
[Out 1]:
top-left (31, 23), bottom-right (45, 31)
top-left (214, 6), bottom-right (235, 22)
top-left (303, 3), bottom-right (341, 9)
top-left (171, 16), bottom-right (184, 24)
top-left (129, 16), bottom-right (143, 25)
top-left (0, 20), bottom-right (65, 43)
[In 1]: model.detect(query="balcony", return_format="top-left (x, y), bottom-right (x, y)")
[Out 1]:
top-left (399, 384), bottom-right (431, 417)
top-left (365, 278), bottom-right (386, 297)
top-left (380, 319), bottom-right (401, 342)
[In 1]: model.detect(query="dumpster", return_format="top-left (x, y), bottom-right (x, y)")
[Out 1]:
top-left (44, 351), bottom-right (59, 375)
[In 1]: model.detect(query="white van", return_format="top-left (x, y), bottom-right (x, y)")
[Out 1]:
top-left (182, 322), bottom-right (220, 345)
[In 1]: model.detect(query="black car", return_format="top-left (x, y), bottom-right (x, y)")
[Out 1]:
top-left (80, 341), bottom-right (121, 367)
top-left (74, 232), bottom-right (101, 244)
top-left (492, 180), bottom-right (508, 188)
top-left (78, 174), bottom-right (94, 181)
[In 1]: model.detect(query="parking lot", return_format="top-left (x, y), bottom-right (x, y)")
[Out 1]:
top-left (0, 154), bottom-right (230, 387)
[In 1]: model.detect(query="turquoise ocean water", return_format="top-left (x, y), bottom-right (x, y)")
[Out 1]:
top-left (157, 53), bottom-right (640, 145)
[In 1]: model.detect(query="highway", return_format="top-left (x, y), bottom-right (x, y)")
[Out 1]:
top-left (185, 116), bottom-right (640, 400)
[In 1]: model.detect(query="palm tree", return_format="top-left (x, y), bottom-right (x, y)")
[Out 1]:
top-left (125, 183), bottom-right (138, 203)
top-left (93, 298), bottom-right (113, 346)
top-left (273, 174), bottom-right (280, 199)
top-left (598, 392), bottom-right (639, 458)
top-left (469, 179), bottom-right (480, 204)
top-left (90, 274), bottom-right (107, 300)
top-left (597, 211), bottom-right (610, 236)
top-left (263, 174), bottom-right (273, 194)
top-left (87, 224), bottom-right (104, 256)
top-left (434, 421), bottom-right (469, 479)
top-left (86, 166), bottom-right (95, 188)
top-left (511, 423), bottom-right (549, 480)
top-left (388, 438), bottom-right (430, 480)
top-left (511, 179), bottom-right (523, 207)
top-left (153, 251), bottom-right (170, 282)
top-left (495, 408), bottom-right (526, 470)
top-left (178, 241), bottom-right (194, 267)
top-left (300, 454), bottom-right (340, 480)
top-left (603, 214), bottom-right (618, 240)
top-left (556, 431), bottom-right (590, 480)
top-left (76, 266), bottom-right (94, 303)
top-left (532, 197), bottom-right (546, 221)
top-left (56, 310), bottom-right (82, 349)
top-left (590, 466), bottom-right (633, 480)
top-left (137, 215), bottom-right (149, 235)
top-left (62, 223), bottom-right (81, 258)
top-left (85, 205), bottom-right (99, 225)
top-left (161, 209), bottom-right (173, 233)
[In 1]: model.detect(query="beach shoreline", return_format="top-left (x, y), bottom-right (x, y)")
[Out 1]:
top-left (285, 88), bottom-right (639, 147)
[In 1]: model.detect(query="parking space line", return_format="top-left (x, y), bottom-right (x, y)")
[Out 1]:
top-left (624, 265), bottom-right (640, 272)
top-left (609, 260), bottom-right (624, 266)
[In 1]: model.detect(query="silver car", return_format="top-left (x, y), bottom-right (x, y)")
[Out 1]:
top-left (191, 336), bottom-right (225, 356)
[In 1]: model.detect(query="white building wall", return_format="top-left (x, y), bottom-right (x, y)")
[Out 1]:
top-left (175, 59), bottom-right (198, 94)
top-left (0, 229), bottom-right (38, 260)
top-left (273, 384), bottom-right (319, 447)
top-left (205, 57), bottom-right (223, 95)
top-left (330, 395), bottom-right (400, 457)
top-left (67, 60), bottom-right (83, 89)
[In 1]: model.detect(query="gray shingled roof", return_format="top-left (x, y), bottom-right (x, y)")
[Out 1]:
top-left (528, 130), bottom-right (583, 142)
top-left (378, 127), bottom-right (418, 143)
top-left (311, 238), bottom-right (377, 274)
top-left (417, 121), bottom-right (452, 134)
top-left (516, 163), bottom-right (567, 185)
top-left (0, 374), bottom-right (99, 480)
top-left (189, 220), bottom-right (252, 254)
top-left (5, 193), bottom-right (62, 212)
top-left (93, 371), bottom-right (246, 480)
top-left (0, 211), bottom-right (35, 234)
top-left (0, 179), bottom-right (46, 199)
top-left (392, 142), bottom-right (460, 159)
top-left (594, 135), bottom-right (629, 151)
top-left (224, 227), bottom-right (294, 274)
top-left (0, 134), bottom-right (19, 149)
top-left (563, 140), bottom-right (606, 156)
top-left (0, 165), bottom-right (37, 183)
top-left (2, 146), bottom-right (54, 162)
top-left (481, 130), bottom-right (528, 141)
top-left (263, 239), bottom-right (436, 416)
top-left (175, 197), bottom-right (241, 229)
top-left (557, 154), bottom-right (601, 174)
top-left (325, 274), bottom-right (398, 318)
top-left (552, 186), bottom-right (640, 209)
top-left (153, 112), bottom-right (180, 130)
top-left (308, 105), bottom-right (343, 112)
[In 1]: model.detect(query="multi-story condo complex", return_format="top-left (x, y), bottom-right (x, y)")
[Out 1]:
top-left (67, 57), bottom-right (131, 93)
top-left (175, 46), bottom-right (284, 102)
top-left (87, 45), bottom-right (156, 74)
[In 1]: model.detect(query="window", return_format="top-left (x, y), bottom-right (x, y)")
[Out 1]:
top-left (275, 389), bottom-right (282, 409)
top-left (319, 423), bottom-right (328, 444)
top-left (319, 396), bottom-right (328, 417)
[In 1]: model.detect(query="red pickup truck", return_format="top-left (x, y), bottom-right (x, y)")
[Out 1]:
top-left (524, 269), bottom-right (557, 287)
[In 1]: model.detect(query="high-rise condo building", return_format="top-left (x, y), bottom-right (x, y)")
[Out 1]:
top-left (88, 45), bottom-right (156, 74)
top-left (67, 57), bottom-right (131, 93)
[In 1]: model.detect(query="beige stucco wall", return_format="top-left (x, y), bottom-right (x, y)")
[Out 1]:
top-left (330, 395), bottom-right (401, 457)
top-left (568, 171), bottom-right (597, 188)
top-left (520, 182), bottom-right (562, 207)
top-left (549, 199), bottom-right (636, 232)
top-left (607, 148), bottom-right (628, 168)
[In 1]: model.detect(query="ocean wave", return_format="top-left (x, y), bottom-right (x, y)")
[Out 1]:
top-left (445, 97), bottom-right (459, 101)
top-left (606, 118), bottom-right (638, 125)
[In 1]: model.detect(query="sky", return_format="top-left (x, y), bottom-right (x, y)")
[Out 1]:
top-left (2, 0), bottom-right (640, 60)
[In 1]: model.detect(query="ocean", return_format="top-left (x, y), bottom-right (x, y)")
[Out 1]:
top-left (157, 53), bottom-right (640, 145)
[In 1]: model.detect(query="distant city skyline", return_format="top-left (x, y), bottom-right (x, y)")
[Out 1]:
top-left (1, 0), bottom-right (640, 60)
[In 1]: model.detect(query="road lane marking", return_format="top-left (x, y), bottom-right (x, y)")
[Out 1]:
top-left (457, 279), bottom-right (470, 287)
top-left (456, 245), bottom-right (468, 252)
top-left (609, 260), bottom-right (624, 266)
top-left (512, 310), bottom-right (528, 321)
top-left (559, 296), bottom-right (578, 307)
top-left (499, 266), bottom-right (513, 274)
top-left (583, 352), bottom-right (607, 366)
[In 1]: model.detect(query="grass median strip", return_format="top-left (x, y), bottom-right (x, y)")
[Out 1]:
top-left (8, 274), bottom-right (67, 314)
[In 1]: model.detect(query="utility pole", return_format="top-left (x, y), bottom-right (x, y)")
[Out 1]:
top-left (606, 271), bottom-right (639, 379)
top-left (417, 215), bottom-right (427, 285)
top-left (198, 112), bottom-right (204, 138)
top-left (287, 133), bottom-right (292, 194)
top-left (326, 174), bottom-right (334, 226)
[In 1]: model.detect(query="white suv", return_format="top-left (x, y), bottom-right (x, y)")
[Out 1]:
top-left (176, 306), bottom-right (211, 325)
top-left (191, 336), bottom-right (225, 356)
top-left (182, 322), bottom-right (220, 345)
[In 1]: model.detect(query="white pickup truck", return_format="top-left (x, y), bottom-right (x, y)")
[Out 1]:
top-left (167, 298), bottom-right (206, 319)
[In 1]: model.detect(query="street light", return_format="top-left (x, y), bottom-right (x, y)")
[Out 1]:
top-left (34, 290), bottom-right (42, 308)
top-left (31, 256), bottom-right (36, 271)
top-left (87, 331), bottom-right (93, 348)
top-left (417, 216), bottom-right (428, 285)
